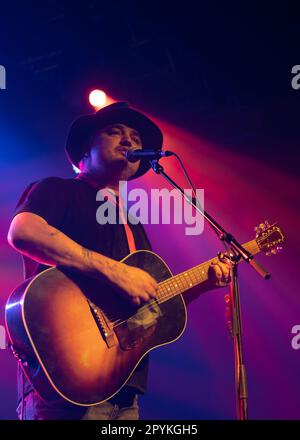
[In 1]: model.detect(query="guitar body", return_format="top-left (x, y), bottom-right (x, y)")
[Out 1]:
top-left (5, 221), bottom-right (284, 407)
top-left (5, 250), bottom-right (187, 406)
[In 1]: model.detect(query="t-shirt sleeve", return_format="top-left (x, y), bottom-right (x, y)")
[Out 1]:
top-left (13, 177), bottom-right (69, 229)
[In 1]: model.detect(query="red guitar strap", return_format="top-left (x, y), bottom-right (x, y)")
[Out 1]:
top-left (107, 192), bottom-right (136, 253)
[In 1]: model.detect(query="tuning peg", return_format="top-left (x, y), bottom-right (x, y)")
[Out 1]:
top-left (260, 222), bottom-right (271, 232)
top-left (276, 245), bottom-right (283, 252)
top-left (257, 223), bottom-right (265, 232)
top-left (255, 225), bottom-right (263, 237)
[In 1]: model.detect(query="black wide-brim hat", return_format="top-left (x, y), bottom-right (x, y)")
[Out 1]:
top-left (65, 101), bottom-right (163, 179)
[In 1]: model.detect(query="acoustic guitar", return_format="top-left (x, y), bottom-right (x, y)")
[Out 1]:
top-left (5, 221), bottom-right (284, 406)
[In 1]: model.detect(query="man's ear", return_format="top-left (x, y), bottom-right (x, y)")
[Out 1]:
top-left (78, 151), bottom-right (90, 170)
top-left (80, 135), bottom-right (94, 166)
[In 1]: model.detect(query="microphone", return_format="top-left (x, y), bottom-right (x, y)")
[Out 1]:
top-left (126, 149), bottom-right (173, 162)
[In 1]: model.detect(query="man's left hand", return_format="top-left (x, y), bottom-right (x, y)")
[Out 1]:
top-left (184, 256), bottom-right (232, 306)
top-left (208, 258), bottom-right (232, 288)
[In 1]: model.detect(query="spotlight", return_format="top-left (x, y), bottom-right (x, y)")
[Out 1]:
top-left (89, 90), bottom-right (107, 108)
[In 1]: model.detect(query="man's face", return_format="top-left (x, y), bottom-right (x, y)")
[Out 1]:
top-left (85, 123), bottom-right (142, 179)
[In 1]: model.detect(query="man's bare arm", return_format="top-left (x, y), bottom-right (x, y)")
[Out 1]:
top-left (8, 212), bottom-right (158, 306)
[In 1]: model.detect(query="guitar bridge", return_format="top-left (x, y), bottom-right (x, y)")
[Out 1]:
top-left (87, 300), bottom-right (116, 348)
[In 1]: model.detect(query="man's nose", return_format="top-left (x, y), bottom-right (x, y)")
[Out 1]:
top-left (120, 132), bottom-right (132, 146)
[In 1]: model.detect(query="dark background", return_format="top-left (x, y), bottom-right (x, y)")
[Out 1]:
top-left (1, 1), bottom-right (299, 172)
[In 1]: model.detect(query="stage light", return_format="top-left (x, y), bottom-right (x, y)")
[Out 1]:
top-left (89, 90), bottom-right (107, 108)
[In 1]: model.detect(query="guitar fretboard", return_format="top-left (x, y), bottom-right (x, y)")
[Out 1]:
top-left (156, 239), bottom-right (260, 304)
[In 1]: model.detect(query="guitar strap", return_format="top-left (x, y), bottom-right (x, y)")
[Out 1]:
top-left (76, 174), bottom-right (136, 253)
top-left (106, 190), bottom-right (137, 254)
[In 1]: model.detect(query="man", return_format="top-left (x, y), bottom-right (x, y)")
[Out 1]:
top-left (8, 102), bottom-right (231, 420)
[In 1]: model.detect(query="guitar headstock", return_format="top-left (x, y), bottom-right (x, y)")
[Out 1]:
top-left (254, 221), bottom-right (285, 256)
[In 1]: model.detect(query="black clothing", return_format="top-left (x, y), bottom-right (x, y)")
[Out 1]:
top-left (13, 176), bottom-right (151, 404)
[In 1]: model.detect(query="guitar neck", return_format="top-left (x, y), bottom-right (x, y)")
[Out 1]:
top-left (157, 239), bottom-right (260, 303)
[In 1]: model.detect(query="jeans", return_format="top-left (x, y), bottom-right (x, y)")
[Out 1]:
top-left (16, 387), bottom-right (140, 420)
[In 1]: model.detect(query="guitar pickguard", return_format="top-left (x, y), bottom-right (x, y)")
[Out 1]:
top-left (113, 300), bottom-right (163, 350)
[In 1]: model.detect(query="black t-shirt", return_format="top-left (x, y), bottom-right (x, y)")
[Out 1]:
top-left (13, 176), bottom-right (151, 402)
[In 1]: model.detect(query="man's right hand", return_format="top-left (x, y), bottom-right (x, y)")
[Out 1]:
top-left (110, 262), bottom-right (159, 307)
top-left (8, 213), bottom-right (158, 308)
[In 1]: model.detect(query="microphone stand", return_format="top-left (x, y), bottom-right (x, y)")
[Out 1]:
top-left (150, 159), bottom-right (271, 420)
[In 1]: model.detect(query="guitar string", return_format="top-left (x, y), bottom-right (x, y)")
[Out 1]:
top-left (105, 239), bottom-right (270, 328)
top-left (110, 261), bottom-right (213, 328)
top-left (109, 242), bottom-right (261, 328)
